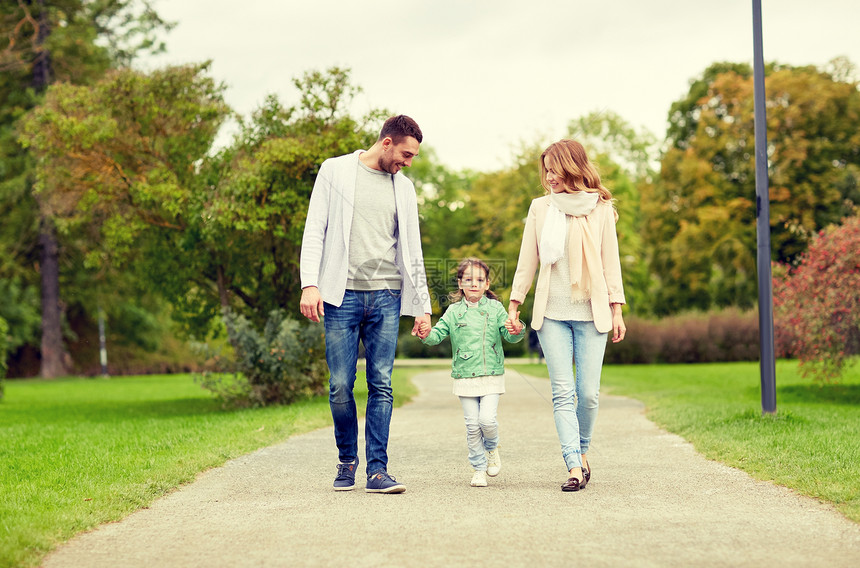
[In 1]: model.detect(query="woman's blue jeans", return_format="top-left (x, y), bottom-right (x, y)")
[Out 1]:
top-left (537, 318), bottom-right (607, 471)
top-left (323, 289), bottom-right (401, 476)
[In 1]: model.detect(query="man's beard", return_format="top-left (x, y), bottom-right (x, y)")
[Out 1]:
top-left (378, 154), bottom-right (398, 174)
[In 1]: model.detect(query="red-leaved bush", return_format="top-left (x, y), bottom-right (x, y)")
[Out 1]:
top-left (773, 216), bottom-right (860, 382)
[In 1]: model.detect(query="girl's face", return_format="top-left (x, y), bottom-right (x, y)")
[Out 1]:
top-left (459, 264), bottom-right (489, 303)
top-left (544, 157), bottom-right (566, 193)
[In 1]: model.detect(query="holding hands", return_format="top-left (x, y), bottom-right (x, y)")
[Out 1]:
top-left (506, 304), bottom-right (524, 335)
top-left (412, 314), bottom-right (431, 339)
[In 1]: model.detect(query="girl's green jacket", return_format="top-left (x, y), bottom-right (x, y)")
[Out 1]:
top-left (421, 296), bottom-right (525, 379)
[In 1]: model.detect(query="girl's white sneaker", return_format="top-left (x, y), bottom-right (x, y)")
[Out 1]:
top-left (470, 470), bottom-right (488, 487)
top-left (487, 449), bottom-right (501, 476)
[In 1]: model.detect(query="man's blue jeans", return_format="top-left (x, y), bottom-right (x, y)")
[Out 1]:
top-left (537, 318), bottom-right (607, 471)
top-left (323, 289), bottom-right (401, 476)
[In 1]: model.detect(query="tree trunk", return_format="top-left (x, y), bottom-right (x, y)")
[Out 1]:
top-left (39, 216), bottom-right (68, 378)
top-left (31, 0), bottom-right (67, 378)
top-left (216, 264), bottom-right (230, 310)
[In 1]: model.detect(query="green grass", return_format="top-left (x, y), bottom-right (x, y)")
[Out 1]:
top-left (0, 370), bottom-right (417, 568)
top-left (511, 359), bottom-right (860, 523)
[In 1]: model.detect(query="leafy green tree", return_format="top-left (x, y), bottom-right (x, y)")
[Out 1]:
top-left (20, 62), bottom-right (231, 338)
top-left (569, 110), bottom-right (658, 181)
top-left (21, 66), bottom-right (389, 343)
top-left (1, 0), bottom-right (172, 376)
top-left (645, 60), bottom-right (860, 315)
top-left (189, 68), bottom-right (386, 332)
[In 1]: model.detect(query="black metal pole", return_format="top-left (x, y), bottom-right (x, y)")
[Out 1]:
top-left (752, 0), bottom-right (777, 414)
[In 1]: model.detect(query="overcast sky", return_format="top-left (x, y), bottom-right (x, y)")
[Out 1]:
top-left (142, 0), bottom-right (860, 172)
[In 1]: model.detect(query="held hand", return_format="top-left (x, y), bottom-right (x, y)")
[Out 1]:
top-left (412, 314), bottom-right (431, 338)
top-left (505, 310), bottom-right (524, 335)
top-left (612, 312), bottom-right (626, 343)
top-left (300, 286), bottom-right (324, 323)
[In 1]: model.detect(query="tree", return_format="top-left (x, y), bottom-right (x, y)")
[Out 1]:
top-left (1, 0), bottom-right (172, 377)
top-left (568, 110), bottom-right (658, 182)
top-left (773, 216), bottom-right (860, 381)
top-left (20, 62), bottom-right (231, 334)
top-left (21, 66), bottom-right (389, 340)
top-left (645, 60), bottom-right (860, 315)
top-left (187, 68), bottom-right (385, 332)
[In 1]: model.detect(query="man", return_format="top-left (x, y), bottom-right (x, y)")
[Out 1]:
top-left (299, 115), bottom-right (432, 494)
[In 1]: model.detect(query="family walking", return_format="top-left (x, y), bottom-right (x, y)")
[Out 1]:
top-left (299, 116), bottom-right (626, 494)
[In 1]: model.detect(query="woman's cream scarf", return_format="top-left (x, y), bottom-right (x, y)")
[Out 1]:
top-left (540, 191), bottom-right (602, 300)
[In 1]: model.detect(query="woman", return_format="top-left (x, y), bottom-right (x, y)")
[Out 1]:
top-left (507, 139), bottom-right (626, 492)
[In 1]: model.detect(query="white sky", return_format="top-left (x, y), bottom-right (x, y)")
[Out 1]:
top-left (142, 0), bottom-right (860, 172)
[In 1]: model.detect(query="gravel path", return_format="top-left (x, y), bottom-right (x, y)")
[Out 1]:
top-left (43, 368), bottom-right (860, 567)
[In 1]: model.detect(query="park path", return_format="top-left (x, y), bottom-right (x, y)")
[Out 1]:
top-left (43, 367), bottom-right (860, 567)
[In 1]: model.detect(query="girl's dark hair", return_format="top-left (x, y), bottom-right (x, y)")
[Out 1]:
top-left (448, 257), bottom-right (500, 303)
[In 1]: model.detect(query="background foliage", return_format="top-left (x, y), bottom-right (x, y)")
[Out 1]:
top-left (644, 60), bottom-right (860, 315)
top-left (1, 0), bottom-right (174, 377)
top-left (1, 0), bottom-right (858, 386)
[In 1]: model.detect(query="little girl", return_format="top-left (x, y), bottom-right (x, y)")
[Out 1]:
top-left (419, 258), bottom-right (525, 487)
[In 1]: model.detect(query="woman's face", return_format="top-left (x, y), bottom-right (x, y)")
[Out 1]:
top-left (459, 264), bottom-right (489, 303)
top-left (544, 157), bottom-right (565, 193)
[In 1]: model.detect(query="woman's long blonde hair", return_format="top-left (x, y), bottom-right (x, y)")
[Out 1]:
top-left (540, 139), bottom-right (613, 202)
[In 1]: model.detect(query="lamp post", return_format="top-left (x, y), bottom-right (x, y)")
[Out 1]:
top-left (752, 0), bottom-right (777, 414)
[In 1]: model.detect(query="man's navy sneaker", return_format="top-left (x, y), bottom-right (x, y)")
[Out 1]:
top-left (333, 459), bottom-right (358, 491)
top-left (365, 471), bottom-right (406, 494)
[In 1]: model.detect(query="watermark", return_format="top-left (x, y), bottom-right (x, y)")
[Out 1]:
top-left (417, 258), bottom-right (510, 309)
top-left (355, 257), bottom-right (511, 310)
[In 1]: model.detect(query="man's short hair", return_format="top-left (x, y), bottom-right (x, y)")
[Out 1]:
top-left (379, 115), bottom-right (423, 144)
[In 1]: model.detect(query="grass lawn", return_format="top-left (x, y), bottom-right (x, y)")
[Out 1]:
top-left (0, 370), bottom-right (417, 568)
top-left (511, 359), bottom-right (860, 524)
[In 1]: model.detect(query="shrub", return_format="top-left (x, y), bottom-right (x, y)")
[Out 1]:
top-left (604, 309), bottom-right (760, 365)
top-left (773, 216), bottom-right (860, 382)
top-left (195, 309), bottom-right (327, 407)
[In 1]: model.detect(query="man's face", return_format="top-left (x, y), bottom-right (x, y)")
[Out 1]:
top-left (378, 136), bottom-right (420, 174)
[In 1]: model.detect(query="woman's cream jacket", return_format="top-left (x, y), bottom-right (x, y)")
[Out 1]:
top-left (510, 195), bottom-right (625, 333)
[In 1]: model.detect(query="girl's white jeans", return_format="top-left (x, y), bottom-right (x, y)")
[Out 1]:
top-left (458, 394), bottom-right (500, 470)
